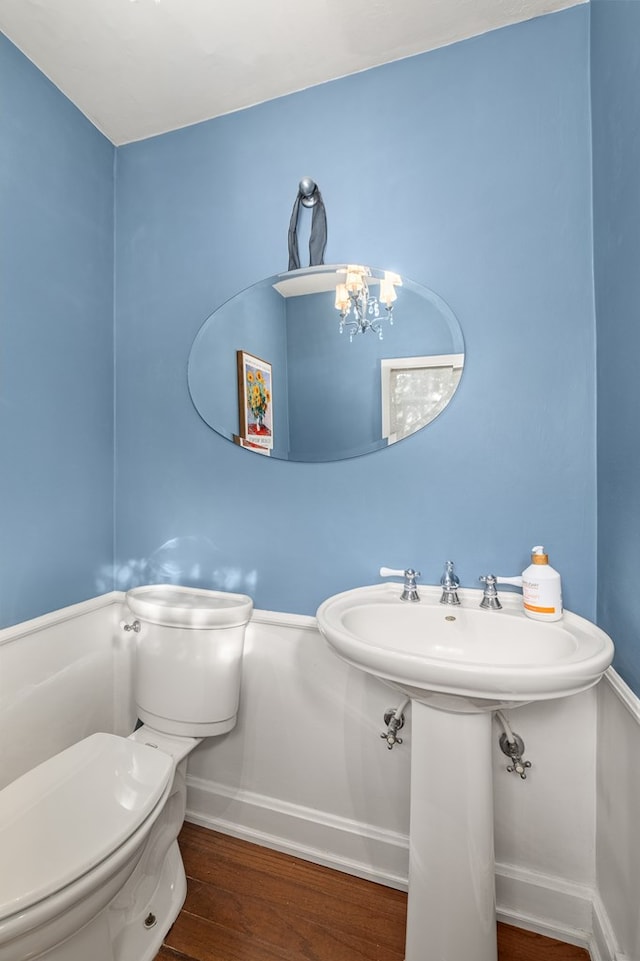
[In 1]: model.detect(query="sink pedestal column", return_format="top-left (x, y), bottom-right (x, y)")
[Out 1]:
top-left (405, 701), bottom-right (497, 961)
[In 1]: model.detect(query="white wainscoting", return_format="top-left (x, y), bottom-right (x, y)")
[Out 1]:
top-left (1, 595), bottom-right (637, 960)
top-left (185, 608), bottom-right (640, 961)
top-left (185, 607), bottom-right (413, 884)
top-left (594, 672), bottom-right (640, 961)
top-left (0, 593), bottom-right (132, 790)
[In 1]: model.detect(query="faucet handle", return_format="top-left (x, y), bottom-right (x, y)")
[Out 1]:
top-left (379, 567), bottom-right (421, 580)
top-left (479, 574), bottom-right (502, 610)
top-left (380, 567), bottom-right (421, 602)
top-left (496, 575), bottom-right (523, 587)
top-left (479, 574), bottom-right (497, 588)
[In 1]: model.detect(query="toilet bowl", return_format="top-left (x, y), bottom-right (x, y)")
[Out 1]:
top-left (0, 585), bottom-right (253, 961)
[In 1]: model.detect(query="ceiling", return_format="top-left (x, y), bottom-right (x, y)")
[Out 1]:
top-left (1, 0), bottom-right (583, 146)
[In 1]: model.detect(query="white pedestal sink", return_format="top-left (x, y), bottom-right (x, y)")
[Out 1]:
top-left (316, 583), bottom-right (614, 961)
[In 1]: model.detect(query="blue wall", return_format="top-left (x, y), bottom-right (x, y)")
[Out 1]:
top-left (0, 35), bottom-right (115, 626)
top-left (14, 7), bottom-right (636, 688)
top-left (592, 0), bottom-right (640, 694)
top-left (114, 7), bottom-right (597, 619)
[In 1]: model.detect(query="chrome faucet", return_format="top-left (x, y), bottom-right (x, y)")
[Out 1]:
top-left (479, 574), bottom-right (502, 610)
top-left (379, 567), bottom-right (421, 601)
top-left (479, 573), bottom-right (522, 609)
top-left (440, 560), bottom-right (460, 606)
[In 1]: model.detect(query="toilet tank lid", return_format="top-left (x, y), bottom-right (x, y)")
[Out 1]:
top-left (126, 584), bottom-right (253, 628)
top-left (0, 733), bottom-right (173, 922)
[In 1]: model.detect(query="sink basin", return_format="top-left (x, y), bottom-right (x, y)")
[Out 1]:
top-left (316, 583), bottom-right (614, 709)
top-left (317, 580), bottom-right (615, 961)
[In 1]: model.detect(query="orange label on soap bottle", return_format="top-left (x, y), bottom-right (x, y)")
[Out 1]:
top-left (524, 602), bottom-right (556, 614)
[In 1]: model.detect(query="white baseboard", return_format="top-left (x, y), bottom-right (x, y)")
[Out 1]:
top-left (186, 776), bottom-right (606, 959)
top-left (185, 774), bottom-right (409, 890)
top-left (495, 861), bottom-right (593, 952)
top-left (186, 666), bottom-right (637, 961)
top-left (187, 779), bottom-right (634, 961)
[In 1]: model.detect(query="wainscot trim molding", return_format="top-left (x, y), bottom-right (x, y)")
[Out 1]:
top-left (604, 666), bottom-right (640, 724)
top-left (0, 591), bottom-right (121, 647)
top-left (249, 607), bottom-right (319, 632)
top-left (592, 892), bottom-right (632, 961)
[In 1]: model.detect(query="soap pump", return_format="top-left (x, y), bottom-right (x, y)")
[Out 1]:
top-left (521, 546), bottom-right (563, 621)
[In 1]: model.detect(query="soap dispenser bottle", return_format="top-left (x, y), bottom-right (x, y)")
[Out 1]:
top-left (521, 546), bottom-right (563, 621)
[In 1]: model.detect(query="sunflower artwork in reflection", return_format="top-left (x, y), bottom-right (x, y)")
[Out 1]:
top-left (236, 349), bottom-right (273, 451)
top-left (247, 369), bottom-right (271, 436)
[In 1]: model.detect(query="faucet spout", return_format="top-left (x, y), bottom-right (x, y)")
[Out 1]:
top-left (440, 560), bottom-right (460, 606)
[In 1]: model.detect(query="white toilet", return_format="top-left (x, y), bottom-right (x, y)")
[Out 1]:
top-left (0, 584), bottom-right (253, 961)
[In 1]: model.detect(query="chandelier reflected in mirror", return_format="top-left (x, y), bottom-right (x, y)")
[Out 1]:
top-left (334, 265), bottom-right (402, 341)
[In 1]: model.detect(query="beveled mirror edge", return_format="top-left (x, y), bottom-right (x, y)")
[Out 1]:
top-left (187, 264), bottom-right (465, 462)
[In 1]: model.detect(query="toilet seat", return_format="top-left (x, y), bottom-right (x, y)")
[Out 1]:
top-left (0, 733), bottom-right (173, 925)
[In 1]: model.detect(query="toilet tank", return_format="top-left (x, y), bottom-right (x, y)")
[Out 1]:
top-left (125, 585), bottom-right (253, 737)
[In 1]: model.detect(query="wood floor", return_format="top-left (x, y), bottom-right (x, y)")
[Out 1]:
top-left (154, 822), bottom-right (590, 961)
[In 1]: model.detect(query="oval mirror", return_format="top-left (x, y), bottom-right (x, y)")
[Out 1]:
top-left (188, 264), bottom-right (464, 462)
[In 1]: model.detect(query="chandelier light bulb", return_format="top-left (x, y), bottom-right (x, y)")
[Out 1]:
top-left (334, 266), bottom-right (401, 342)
